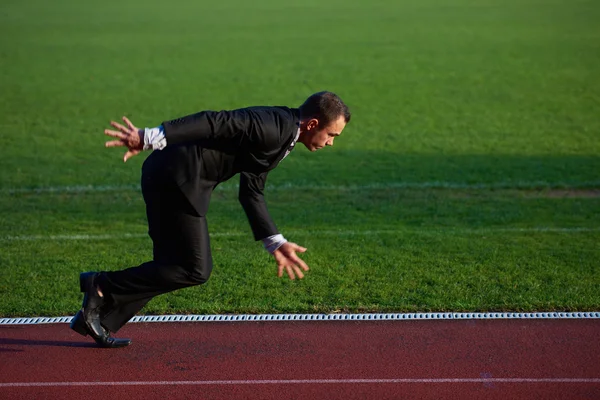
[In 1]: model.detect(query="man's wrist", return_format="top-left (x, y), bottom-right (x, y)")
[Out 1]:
top-left (262, 234), bottom-right (287, 254)
top-left (137, 129), bottom-right (145, 148)
top-left (143, 125), bottom-right (167, 151)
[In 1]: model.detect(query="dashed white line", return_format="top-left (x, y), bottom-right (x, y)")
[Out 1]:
top-left (1, 312), bottom-right (598, 326)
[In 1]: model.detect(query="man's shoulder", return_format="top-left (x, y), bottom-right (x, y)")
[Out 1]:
top-left (238, 106), bottom-right (300, 139)
top-left (243, 106), bottom-right (299, 121)
top-left (235, 106), bottom-right (299, 153)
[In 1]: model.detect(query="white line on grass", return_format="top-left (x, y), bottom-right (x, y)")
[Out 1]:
top-left (3, 180), bottom-right (600, 194)
top-left (1, 378), bottom-right (599, 387)
top-left (2, 227), bottom-right (599, 242)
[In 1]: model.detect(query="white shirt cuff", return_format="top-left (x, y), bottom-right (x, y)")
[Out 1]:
top-left (143, 125), bottom-right (167, 151)
top-left (262, 234), bottom-right (287, 254)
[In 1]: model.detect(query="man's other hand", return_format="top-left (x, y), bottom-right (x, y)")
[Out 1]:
top-left (104, 116), bottom-right (144, 162)
top-left (273, 242), bottom-right (309, 280)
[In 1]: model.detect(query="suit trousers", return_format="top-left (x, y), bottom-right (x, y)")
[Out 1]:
top-left (97, 175), bottom-right (213, 333)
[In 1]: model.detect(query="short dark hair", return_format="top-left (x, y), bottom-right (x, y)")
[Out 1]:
top-left (299, 91), bottom-right (351, 127)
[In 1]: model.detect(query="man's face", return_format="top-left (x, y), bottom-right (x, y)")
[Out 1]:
top-left (299, 115), bottom-right (347, 152)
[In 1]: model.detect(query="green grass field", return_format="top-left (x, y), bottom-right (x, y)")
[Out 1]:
top-left (0, 0), bottom-right (598, 317)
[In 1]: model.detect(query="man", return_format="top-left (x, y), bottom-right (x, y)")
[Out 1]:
top-left (70, 91), bottom-right (351, 348)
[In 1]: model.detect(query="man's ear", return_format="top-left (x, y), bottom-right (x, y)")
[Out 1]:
top-left (306, 118), bottom-right (319, 130)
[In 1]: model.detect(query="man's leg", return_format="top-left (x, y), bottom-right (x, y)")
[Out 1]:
top-left (96, 180), bottom-right (213, 333)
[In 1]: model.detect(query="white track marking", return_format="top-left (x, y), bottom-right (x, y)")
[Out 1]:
top-left (2, 233), bottom-right (147, 241)
top-left (2, 227), bottom-right (598, 242)
top-left (3, 180), bottom-right (600, 194)
top-left (1, 312), bottom-right (598, 326)
top-left (1, 378), bottom-right (599, 387)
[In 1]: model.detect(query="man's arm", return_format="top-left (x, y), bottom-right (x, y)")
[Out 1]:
top-left (239, 171), bottom-right (278, 240)
top-left (104, 108), bottom-right (290, 162)
top-left (162, 109), bottom-right (251, 150)
top-left (103, 110), bottom-right (251, 161)
top-left (239, 172), bottom-right (309, 280)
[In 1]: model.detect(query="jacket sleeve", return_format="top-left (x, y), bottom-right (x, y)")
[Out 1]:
top-left (239, 171), bottom-right (279, 240)
top-left (162, 109), bottom-right (250, 151)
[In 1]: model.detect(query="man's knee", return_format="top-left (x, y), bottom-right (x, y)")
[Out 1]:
top-left (185, 258), bottom-right (213, 285)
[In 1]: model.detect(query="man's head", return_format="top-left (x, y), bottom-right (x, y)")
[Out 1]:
top-left (298, 91), bottom-right (351, 152)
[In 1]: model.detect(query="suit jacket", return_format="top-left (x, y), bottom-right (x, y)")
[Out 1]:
top-left (141, 106), bottom-right (300, 241)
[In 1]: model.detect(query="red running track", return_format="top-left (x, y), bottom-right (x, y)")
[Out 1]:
top-left (0, 319), bottom-right (599, 399)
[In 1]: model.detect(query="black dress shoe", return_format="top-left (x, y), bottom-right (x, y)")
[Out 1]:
top-left (79, 272), bottom-right (106, 337)
top-left (70, 310), bottom-right (132, 348)
top-left (74, 272), bottom-right (132, 348)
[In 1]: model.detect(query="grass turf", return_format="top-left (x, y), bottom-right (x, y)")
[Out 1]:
top-left (0, 0), bottom-right (598, 316)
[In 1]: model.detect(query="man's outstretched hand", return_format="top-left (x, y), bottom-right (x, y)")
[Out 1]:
top-left (273, 242), bottom-right (309, 280)
top-left (104, 116), bottom-right (144, 162)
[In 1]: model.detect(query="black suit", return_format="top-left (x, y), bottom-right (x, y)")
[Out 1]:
top-left (97, 106), bottom-right (300, 332)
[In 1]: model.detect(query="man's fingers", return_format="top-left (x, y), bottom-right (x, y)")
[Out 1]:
top-left (122, 116), bottom-right (135, 130)
top-left (104, 118), bottom-right (141, 162)
top-left (123, 150), bottom-right (140, 162)
top-left (277, 264), bottom-right (295, 280)
top-left (285, 265), bottom-right (295, 280)
top-left (277, 261), bottom-right (308, 280)
top-left (105, 140), bottom-right (125, 148)
top-left (288, 242), bottom-right (307, 253)
top-left (292, 265), bottom-right (305, 279)
top-left (299, 261), bottom-right (310, 272)
top-left (281, 249), bottom-right (310, 272)
top-left (275, 246), bottom-right (309, 279)
top-left (291, 255), bottom-right (310, 272)
top-left (110, 121), bottom-right (129, 132)
top-left (104, 129), bottom-right (126, 139)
